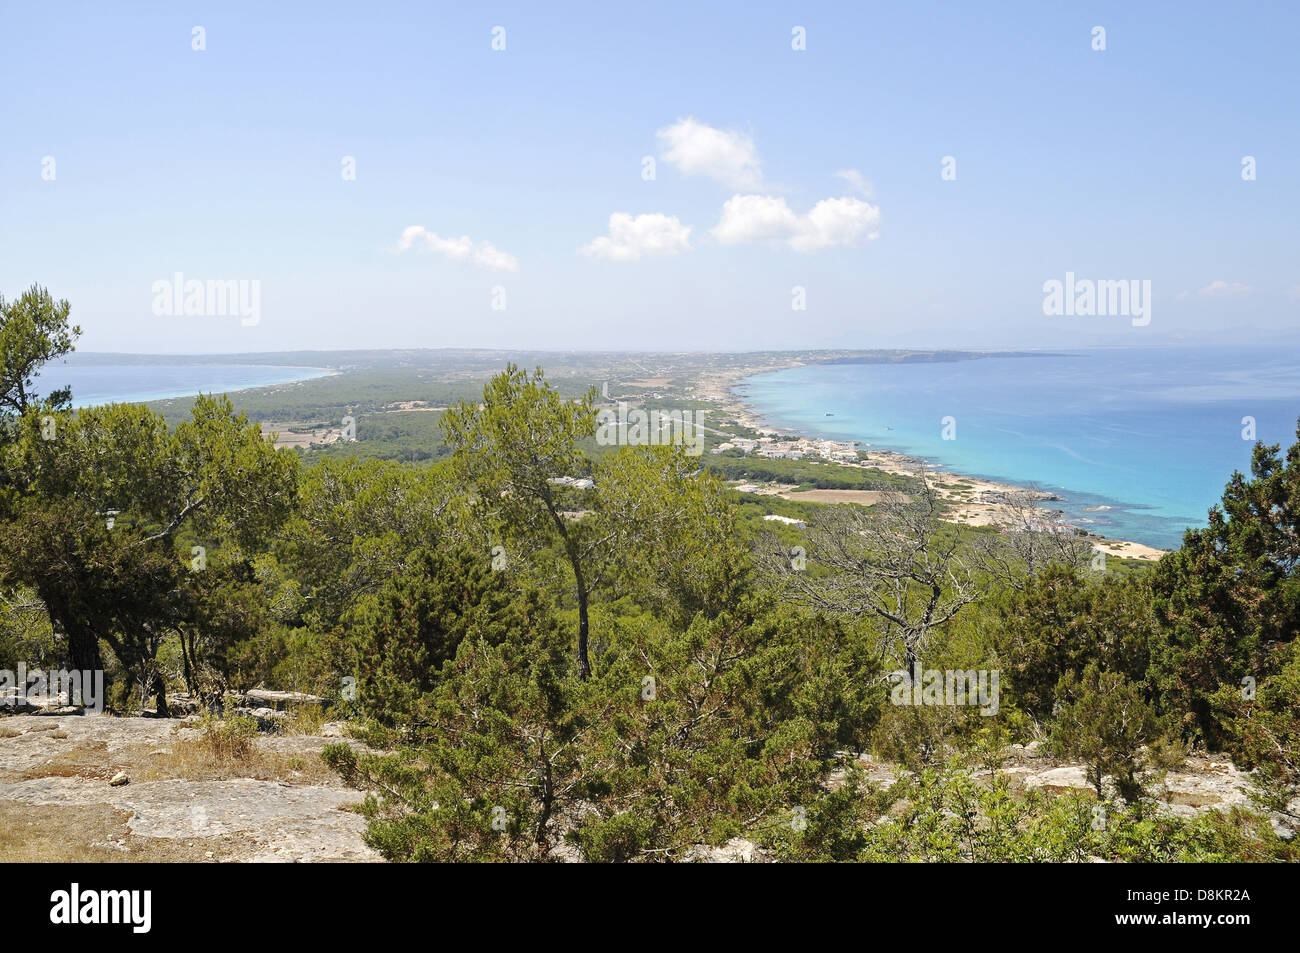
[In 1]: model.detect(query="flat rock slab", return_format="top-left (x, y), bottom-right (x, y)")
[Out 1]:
top-left (1008, 756), bottom-right (1287, 823)
top-left (241, 689), bottom-right (323, 707)
top-left (0, 714), bottom-right (379, 862)
top-left (0, 775), bottom-right (377, 862)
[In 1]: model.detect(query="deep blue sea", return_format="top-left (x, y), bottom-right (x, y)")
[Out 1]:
top-left (34, 363), bottom-right (334, 409)
top-left (739, 348), bottom-right (1300, 550)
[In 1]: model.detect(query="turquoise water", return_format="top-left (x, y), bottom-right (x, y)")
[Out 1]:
top-left (739, 349), bottom-right (1300, 550)
top-left (33, 363), bottom-right (334, 409)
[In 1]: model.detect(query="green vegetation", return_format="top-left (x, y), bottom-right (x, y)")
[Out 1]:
top-left (310, 411), bottom-right (449, 464)
top-left (705, 453), bottom-right (915, 491)
top-left (2, 289), bottom-right (1298, 861)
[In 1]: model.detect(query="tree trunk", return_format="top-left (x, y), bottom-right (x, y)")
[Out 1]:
top-left (153, 673), bottom-right (170, 717)
top-left (576, 584), bottom-right (591, 680)
top-left (65, 619), bottom-right (103, 675)
top-left (551, 506), bottom-right (593, 680)
top-left (179, 630), bottom-right (196, 696)
top-left (560, 529), bottom-right (591, 679)
top-left (535, 745), bottom-right (555, 849)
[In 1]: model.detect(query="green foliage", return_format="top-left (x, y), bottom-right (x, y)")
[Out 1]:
top-left (3, 308), bottom-right (1299, 862)
top-left (443, 363), bottom-right (597, 533)
top-left (324, 604), bottom-right (577, 862)
top-left (1049, 662), bottom-right (1159, 801)
top-left (0, 284), bottom-right (79, 418)
top-left (0, 587), bottom-right (56, 670)
top-left (307, 411), bottom-right (449, 464)
top-left (444, 363), bottom-right (603, 676)
top-left (353, 545), bottom-right (559, 733)
top-left (1212, 639), bottom-right (1300, 818)
top-left (0, 393), bottom-right (297, 698)
top-left (990, 565), bottom-right (1154, 723)
top-left (855, 755), bottom-right (1296, 862)
top-left (1149, 422), bottom-right (1300, 743)
top-left (274, 457), bottom-right (459, 630)
top-left (595, 446), bottom-right (749, 628)
top-left (177, 557), bottom-right (276, 699)
top-left (870, 700), bottom-right (984, 769)
top-left (705, 454), bottom-right (915, 492)
top-left (572, 602), bottom-right (882, 861)
top-left (862, 757), bottom-right (1098, 862)
top-left (329, 589), bottom-right (883, 862)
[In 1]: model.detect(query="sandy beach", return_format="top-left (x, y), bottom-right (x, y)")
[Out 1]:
top-left (700, 360), bottom-right (1169, 562)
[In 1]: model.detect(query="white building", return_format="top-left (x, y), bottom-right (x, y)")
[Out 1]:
top-left (763, 514), bottom-right (808, 528)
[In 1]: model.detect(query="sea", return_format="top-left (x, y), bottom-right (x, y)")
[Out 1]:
top-left (33, 361), bottom-right (334, 409)
top-left (738, 348), bottom-right (1300, 550)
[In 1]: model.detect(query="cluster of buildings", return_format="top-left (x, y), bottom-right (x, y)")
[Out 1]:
top-left (711, 434), bottom-right (864, 464)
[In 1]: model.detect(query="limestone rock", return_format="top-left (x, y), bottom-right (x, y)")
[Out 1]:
top-left (232, 706), bottom-right (287, 731)
top-left (684, 837), bottom-right (770, 863)
top-left (0, 714), bottom-right (379, 862)
top-left (241, 689), bottom-right (323, 710)
top-left (35, 706), bottom-right (83, 717)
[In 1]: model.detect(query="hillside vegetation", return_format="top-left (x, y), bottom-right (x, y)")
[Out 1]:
top-left (3, 286), bottom-right (1298, 862)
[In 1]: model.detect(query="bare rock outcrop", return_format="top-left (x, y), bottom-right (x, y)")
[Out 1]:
top-left (0, 714), bottom-right (377, 862)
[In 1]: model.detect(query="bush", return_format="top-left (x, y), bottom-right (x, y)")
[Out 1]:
top-left (1049, 663), bottom-right (1158, 801)
top-left (197, 715), bottom-right (259, 761)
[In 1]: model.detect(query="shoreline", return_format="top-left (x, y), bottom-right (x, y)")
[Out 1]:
top-left (700, 359), bottom-right (1169, 562)
top-left (66, 365), bottom-right (340, 409)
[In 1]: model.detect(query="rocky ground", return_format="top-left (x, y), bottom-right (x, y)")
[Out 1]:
top-left (695, 743), bottom-right (1297, 863)
top-left (2, 711), bottom-right (1289, 863)
top-left (854, 740), bottom-right (1293, 824)
top-left (0, 713), bottom-right (378, 862)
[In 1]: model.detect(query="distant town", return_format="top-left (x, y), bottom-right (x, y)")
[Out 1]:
top-left (712, 434), bottom-right (865, 464)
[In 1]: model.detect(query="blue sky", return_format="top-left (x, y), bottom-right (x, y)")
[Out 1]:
top-left (2, 0), bottom-right (1297, 353)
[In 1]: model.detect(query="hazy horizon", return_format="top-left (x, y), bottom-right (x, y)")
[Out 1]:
top-left (4, 1), bottom-right (1298, 354)
top-left (52, 340), bottom-right (1300, 359)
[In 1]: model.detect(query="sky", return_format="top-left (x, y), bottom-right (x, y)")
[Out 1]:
top-left (2, 0), bottom-right (1298, 354)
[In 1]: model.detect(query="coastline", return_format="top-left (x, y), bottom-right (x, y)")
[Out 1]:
top-left (700, 359), bottom-right (1169, 563)
top-left (67, 364), bottom-right (340, 409)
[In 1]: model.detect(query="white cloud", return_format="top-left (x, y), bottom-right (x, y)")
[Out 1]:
top-left (833, 168), bottom-right (873, 197)
top-left (710, 195), bottom-right (799, 244)
top-left (580, 213), bottom-right (693, 262)
top-left (1287, 284), bottom-right (1300, 300)
top-left (392, 225), bottom-right (518, 272)
top-left (1197, 280), bottom-right (1252, 297)
top-left (711, 194), bottom-right (880, 252)
top-left (656, 118), bottom-right (763, 189)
